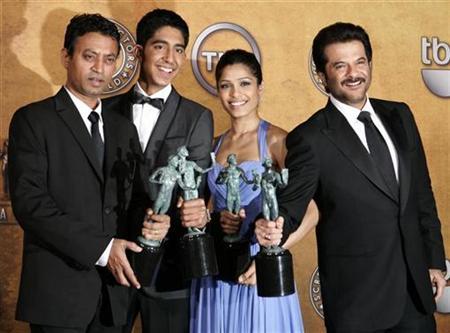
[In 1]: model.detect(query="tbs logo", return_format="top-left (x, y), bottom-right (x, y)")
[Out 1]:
top-left (421, 37), bottom-right (450, 98)
top-left (191, 23), bottom-right (261, 95)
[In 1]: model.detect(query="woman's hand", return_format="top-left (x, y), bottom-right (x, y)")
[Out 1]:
top-left (255, 216), bottom-right (284, 247)
top-left (238, 261), bottom-right (257, 285)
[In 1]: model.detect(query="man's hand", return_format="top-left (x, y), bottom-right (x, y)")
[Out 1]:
top-left (177, 198), bottom-right (209, 229)
top-left (107, 239), bottom-right (142, 289)
top-left (220, 209), bottom-right (245, 234)
top-left (238, 261), bottom-right (256, 285)
top-left (142, 208), bottom-right (170, 241)
top-left (429, 268), bottom-right (446, 301)
top-left (255, 216), bottom-right (284, 247)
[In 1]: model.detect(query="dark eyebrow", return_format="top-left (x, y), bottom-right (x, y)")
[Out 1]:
top-left (331, 61), bottom-right (345, 66)
top-left (150, 40), bottom-right (185, 49)
top-left (83, 49), bottom-right (116, 57)
top-left (150, 39), bottom-right (168, 46)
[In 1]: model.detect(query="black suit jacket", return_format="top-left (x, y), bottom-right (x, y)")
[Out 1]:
top-left (9, 88), bottom-right (141, 327)
top-left (104, 86), bottom-right (213, 294)
top-left (278, 98), bottom-right (445, 331)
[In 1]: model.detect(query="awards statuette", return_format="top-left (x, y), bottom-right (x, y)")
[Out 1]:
top-left (215, 153), bottom-right (260, 281)
top-left (255, 157), bottom-right (295, 297)
top-left (176, 146), bottom-right (218, 279)
top-left (134, 154), bottom-right (190, 286)
top-left (0, 139), bottom-right (12, 224)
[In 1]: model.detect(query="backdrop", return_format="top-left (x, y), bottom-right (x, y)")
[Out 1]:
top-left (0, 1), bottom-right (448, 332)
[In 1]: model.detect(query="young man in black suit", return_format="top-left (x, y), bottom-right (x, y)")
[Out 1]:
top-left (9, 14), bottom-right (169, 333)
top-left (104, 9), bottom-right (213, 333)
top-left (256, 22), bottom-right (446, 333)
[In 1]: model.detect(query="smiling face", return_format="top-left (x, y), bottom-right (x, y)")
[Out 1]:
top-left (217, 63), bottom-right (263, 119)
top-left (319, 40), bottom-right (372, 109)
top-left (62, 32), bottom-right (118, 108)
top-left (137, 26), bottom-right (186, 95)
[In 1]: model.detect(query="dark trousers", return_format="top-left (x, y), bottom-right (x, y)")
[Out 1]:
top-left (30, 319), bottom-right (122, 333)
top-left (30, 290), bottom-right (123, 333)
top-left (123, 289), bottom-right (189, 333)
top-left (327, 278), bottom-right (436, 333)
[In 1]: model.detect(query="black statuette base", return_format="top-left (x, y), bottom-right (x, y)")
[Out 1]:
top-left (255, 249), bottom-right (295, 297)
top-left (217, 239), bottom-right (251, 282)
top-left (132, 242), bottom-right (164, 287)
top-left (180, 233), bottom-right (218, 279)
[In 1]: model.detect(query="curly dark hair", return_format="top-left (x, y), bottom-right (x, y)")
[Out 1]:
top-left (312, 22), bottom-right (372, 74)
top-left (136, 9), bottom-right (189, 48)
top-left (64, 13), bottom-right (120, 56)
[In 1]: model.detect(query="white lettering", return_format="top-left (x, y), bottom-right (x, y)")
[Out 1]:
top-left (422, 37), bottom-right (450, 66)
top-left (432, 37), bottom-right (450, 65)
top-left (421, 37), bottom-right (432, 65)
top-left (0, 208), bottom-right (6, 220)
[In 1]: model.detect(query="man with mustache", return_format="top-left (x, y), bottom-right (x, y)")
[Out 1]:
top-left (256, 22), bottom-right (446, 332)
top-left (8, 14), bottom-right (163, 332)
top-left (104, 9), bottom-right (213, 333)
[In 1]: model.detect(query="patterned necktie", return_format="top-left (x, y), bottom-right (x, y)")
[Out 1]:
top-left (358, 111), bottom-right (398, 200)
top-left (88, 111), bottom-right (104, 169)
top-left (131, 91), bottom-right (164, 111)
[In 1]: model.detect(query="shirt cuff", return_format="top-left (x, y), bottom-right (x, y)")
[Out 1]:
top-left (95, 238), bottom-right (114, 267)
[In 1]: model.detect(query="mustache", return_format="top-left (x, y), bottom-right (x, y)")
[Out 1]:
top-left (88, 76), bottom-right (105, 81)
top-left (341, 77), bottom-right (366, 85)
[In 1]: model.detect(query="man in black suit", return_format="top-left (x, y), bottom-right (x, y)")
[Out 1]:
top-left (256, 22), bottom-right (446, 332)
top-left (104, 9), bottom-right (213, 333)
top-left (9, 14), bottom-right (169, 333)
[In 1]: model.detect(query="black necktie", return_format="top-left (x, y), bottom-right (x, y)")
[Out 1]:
top-left (88, 111), bottom-right (104, 169)
top-left (131, 92), bottom-right (164, 111)
top-left (358, 111), bottom-right (398, 200)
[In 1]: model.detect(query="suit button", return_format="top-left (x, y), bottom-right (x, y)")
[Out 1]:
top-left (104, 207), bottom-right (112, 215)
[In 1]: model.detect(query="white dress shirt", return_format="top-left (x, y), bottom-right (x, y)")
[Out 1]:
top-left (65, 86), bottom-right (104, 141)
top-left (330, 95), bottom-right (399, 180)
top-left (64, 86), bottom-right (112, 267)
top-left (132, 82), bottom-right (172, 151)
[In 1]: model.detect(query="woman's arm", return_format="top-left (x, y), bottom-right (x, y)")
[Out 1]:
top-left (282, 199), bottom-right (319, 249)
top-left (266, 123), bottom-right (319, 249)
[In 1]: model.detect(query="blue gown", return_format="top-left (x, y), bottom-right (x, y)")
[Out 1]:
top-left (190, 120), bottom-right (304, 333)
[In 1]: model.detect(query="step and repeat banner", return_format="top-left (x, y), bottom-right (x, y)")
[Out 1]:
top-left (0, 1), bottom-right (448, 332)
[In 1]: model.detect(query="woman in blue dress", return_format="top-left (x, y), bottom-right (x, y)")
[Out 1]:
top-left (190, 49), bottom-right (319, 333)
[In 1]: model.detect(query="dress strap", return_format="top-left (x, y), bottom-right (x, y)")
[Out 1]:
top-left (257, 120), bottom-right (270, 160)
top-left (212, 131), bottom-right (227, 154)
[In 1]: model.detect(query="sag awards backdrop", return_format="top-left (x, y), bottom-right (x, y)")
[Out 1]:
top-left (0, 1), bottom-right (449, 332)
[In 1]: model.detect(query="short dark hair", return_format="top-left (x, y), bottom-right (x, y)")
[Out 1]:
top-left (215, 49), bottom-right (263, 86)
top-left (136, 9), bottom-right (189, 48)
top-left (64, 13), bottom-right (120, 56)
top-left (312, 22), bottom-right (372, 74)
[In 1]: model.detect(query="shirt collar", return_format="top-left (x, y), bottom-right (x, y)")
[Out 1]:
top-left (64, 86), bottom-right (102, 122)
top-left (135, 82), bottom-right (172, 103)
top-left (330, 94), bottom-right (375, 123)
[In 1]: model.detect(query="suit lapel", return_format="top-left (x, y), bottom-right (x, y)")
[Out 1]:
top-left (55, 88), bottom-right (104, 182)
top-left (321, 100), bottom-right (397, 203)
top-left (372, 99), bottom-right (411, 212)
top-left (143, 88), bottom-right (181, 171)
top-left (120, 88), bottom-right (134, 121)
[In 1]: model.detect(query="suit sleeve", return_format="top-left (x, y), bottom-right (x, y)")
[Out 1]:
top-left (278, 128), bottom-right (320, 245)
top-left (187, 109), bottom-right (214, 198)
top-left (403, 104), bottom-right (446, 271)
top-left (9, 109), bottom-right (110, 269)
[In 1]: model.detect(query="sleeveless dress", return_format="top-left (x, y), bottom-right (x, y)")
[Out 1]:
top-left (190, 120), bottom-right (304, 333)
